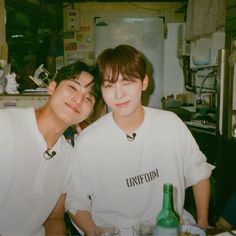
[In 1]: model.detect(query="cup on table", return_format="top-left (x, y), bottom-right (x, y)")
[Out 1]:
top-left (132, 221), bottom-right (155, 236)
top-left (93, 224), bottom-right (121, 236)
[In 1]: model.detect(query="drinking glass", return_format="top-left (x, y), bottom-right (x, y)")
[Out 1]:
top-left (132, 221), bottom-right (155, 236)
top-left (93, 224), bottom-right (121, 236)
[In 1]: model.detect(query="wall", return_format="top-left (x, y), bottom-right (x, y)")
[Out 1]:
top-left (0, 0), bottom-right (6, 60)
top-left (163, 23), bottom-right (185, 97)
top-left (63, 2), bottom-right (186, 99)
top-left (63, 2), bottom-right (185, 65)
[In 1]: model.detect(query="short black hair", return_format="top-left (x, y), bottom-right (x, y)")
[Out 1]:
top-left (53, 60), bottom-right (101, 101)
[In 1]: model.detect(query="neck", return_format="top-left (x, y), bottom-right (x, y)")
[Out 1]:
top-left (113, 105), bottom-right (144, 134)
top-left (35, 106), bottom-right (66, 149)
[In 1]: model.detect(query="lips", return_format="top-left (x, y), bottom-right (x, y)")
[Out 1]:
top-left (65, 102), bottom-right (80, 113)
top-left (115, 101), bottom-right (129, 107)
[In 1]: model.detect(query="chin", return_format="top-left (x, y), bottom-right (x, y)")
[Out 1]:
top-left (115, 109), bottom-right (134, 117)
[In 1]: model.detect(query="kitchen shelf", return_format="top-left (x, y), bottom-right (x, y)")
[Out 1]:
top-left (183, 56), bottom-right (218, 94)
top-left (190, 64), bottom-right (218, 70)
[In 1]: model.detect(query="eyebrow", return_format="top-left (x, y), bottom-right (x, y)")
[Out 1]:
top-left (71, 79), bottom-right (94, 88)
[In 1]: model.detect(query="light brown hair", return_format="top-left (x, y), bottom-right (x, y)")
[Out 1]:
top-left (96, 44), bottom-right (147, 86)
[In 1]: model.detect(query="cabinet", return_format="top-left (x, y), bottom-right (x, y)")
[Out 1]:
top-left (213, 0), bottom-right (236, 220)
top-left (226, 0), bottom-right (236, 32)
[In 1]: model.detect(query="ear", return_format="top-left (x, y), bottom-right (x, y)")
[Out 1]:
top-left (47, 81), bottom-right (57, 95)
top-left (142, 74), bottom-right (148, 91)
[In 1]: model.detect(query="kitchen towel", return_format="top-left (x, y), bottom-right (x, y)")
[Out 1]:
top-left (185, 0), bottom-right (225, 41)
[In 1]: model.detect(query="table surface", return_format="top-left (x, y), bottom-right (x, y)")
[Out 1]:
top-left (206, 228), bottom-right (236, 235)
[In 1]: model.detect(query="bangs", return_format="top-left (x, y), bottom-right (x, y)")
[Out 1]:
top-left (96, 45), bottom-right (146, 86)
top-left (100, 56), bottom-right (140, 83)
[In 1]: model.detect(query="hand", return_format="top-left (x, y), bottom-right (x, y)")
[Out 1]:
top-left (93, 226), bottom-right (103, 236)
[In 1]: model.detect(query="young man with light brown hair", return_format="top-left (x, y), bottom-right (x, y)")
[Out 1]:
top-left (66, 45), bottom-right (214, 236)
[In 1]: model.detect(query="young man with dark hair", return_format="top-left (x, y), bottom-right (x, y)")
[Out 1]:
top-left (0, 61), bottom-right (100, 236)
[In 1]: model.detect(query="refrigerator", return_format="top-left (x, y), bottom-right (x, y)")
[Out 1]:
top-left (94, 17), bottom-right (164, 108)
top-left (214, 33), bottom-right (236, 218)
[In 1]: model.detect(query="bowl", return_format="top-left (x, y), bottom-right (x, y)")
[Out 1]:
top-left (180, 225), bottom-right (206, 236)
top-left (162, 99), bottom-right (184, 108)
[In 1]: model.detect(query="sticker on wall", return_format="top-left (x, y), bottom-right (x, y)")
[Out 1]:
top-left (66, 9), bottom-right (80, 31)
top-left (86, 36), bottom-right (92, 43)
top-left (80, 26), bottom-right (90, 32)
top-left (63, 32), bottom-right (75, 39)
top-left (75, 33), bottom-right (84, 41)
top-left (78, 44), bottom-right (87, 52)
top-left (64, 42), bottom-right (77, 51)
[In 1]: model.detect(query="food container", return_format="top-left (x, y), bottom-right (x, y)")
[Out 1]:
top-left (179, 225), bottom-right (206, 236)
top-left (192, 55), bottom-right (210, 66)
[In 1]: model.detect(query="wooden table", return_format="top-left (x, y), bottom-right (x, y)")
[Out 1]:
top-left (206, 228), bottom-right (236, 235)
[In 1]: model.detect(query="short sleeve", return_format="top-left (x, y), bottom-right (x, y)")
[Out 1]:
top-left (178, 119), bottom-right (215, 187)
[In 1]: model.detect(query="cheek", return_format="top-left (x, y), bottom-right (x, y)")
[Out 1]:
top-left (127, 84), bottom-right (142, 97)
top-left (85, 106), bottom-right (93, 116)
top-left (75, 106), bottom-right (92, 123)
top-left (53, 88), bottom-right (70, 101)
top-left (102, 89), bottom-right (113, 101)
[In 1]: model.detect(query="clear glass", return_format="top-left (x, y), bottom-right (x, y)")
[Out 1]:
top-left (132, 221), bottom-right (155, 236)
top-left (93, 224), bottom-right (121, 236)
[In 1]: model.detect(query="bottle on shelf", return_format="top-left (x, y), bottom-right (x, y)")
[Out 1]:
top-left (155, 183), bottom-right (180, 235)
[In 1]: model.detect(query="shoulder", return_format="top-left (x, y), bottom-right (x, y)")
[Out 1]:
top-left (0, 107), bottom-right (34, 120)
top-left (144, 107), bottom-right (189, 136)
top-left (144, 106), bottom-right (182, 123)
top-left (81, 112), bottom-right (111, 135)
top-left (0, 108), bottom-right (17, 128)
top-left (74, 113), bottom-right (111, 148)
top-left (0, 107), bottom-right (36, 138)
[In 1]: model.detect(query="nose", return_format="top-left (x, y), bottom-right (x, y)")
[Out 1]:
top-left (73, 89), bottom-right (86, 105)
top-left (114, 84), bottom-right (124, 99)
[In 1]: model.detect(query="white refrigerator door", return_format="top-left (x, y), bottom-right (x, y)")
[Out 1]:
top-left (95, 17), bottom-right (164, 108)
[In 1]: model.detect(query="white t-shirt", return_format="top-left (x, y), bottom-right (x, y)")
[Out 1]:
top-left (66, 107), bottom-right (214, 236)
top-left (0, 108), bottom-right (73, 236)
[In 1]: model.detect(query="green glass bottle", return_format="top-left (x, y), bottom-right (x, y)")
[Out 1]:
top-left (155, 183), bottom-right (180, 236)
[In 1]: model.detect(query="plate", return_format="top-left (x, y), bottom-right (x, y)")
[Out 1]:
top-left (180, 225), bottom-right (206, 236)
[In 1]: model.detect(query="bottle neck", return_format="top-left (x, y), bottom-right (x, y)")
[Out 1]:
top-left (162, 186), bottom-right (174, 210)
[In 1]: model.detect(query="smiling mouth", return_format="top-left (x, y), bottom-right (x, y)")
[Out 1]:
top-left (66, 102), bottom-right (80, 113)
top-left (115, 101), bottom-right (129, 107)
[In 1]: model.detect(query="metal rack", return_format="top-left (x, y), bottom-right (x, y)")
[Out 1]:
top-left (182, 55), bottom-right (218, 95)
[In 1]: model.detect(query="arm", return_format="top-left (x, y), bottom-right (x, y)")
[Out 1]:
top-left (68, 209), bottom-right (96, 236)
top-left (43, 193), bottom-right (66, 236)
top-left (192, 178), bottom-right (211, 228)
